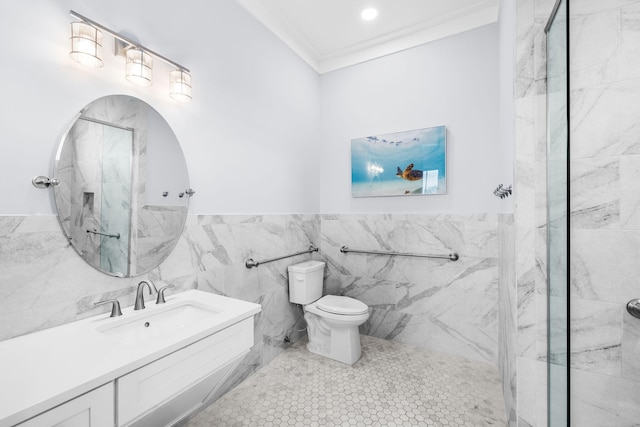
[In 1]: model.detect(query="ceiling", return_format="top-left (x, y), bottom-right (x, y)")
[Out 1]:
top-left (234, 0), bottom-right (501, 74)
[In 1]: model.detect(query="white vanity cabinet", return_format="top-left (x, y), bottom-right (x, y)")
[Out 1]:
top-left (14, 318), bottom-right (253, 427)
top-left (16, 383), bottom-right (114, 427)
top-left (118, 317), bottom-right (253, 426)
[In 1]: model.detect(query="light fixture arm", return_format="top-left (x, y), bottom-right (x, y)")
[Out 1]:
top-left (69, 10), bottom-right (190, 73)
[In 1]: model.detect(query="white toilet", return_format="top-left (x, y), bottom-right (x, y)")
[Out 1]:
top-left (288, 260), bottom-right (369, 365)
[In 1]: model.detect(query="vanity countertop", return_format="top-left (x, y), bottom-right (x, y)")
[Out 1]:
top-left (0, 290), bottom-right (261, 427)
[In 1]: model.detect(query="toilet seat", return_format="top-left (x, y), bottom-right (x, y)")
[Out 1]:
top-left (316, 295), bottom-right (369, 315)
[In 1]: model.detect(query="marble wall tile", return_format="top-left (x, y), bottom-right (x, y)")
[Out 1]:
top-left (571, 80), bottom-right (640, 159)
top-left (321, 214), bottom-right (501, 366)
top-left (569, 8), bottom-right (621, 89)
top-left (571, 0), bottom-right (638, 16)
top-left (335, 274), bottom-right (399, 309)
top-left (619, 154), bottom-right (640, 228)
top-left (569, 157), bottom-right (620, 229)
top-left (534, 0), bottom-right (559, 20)
top-left (570, 299), bottom-right (622, 376)
top-left (535, 225), bottom-right (548, 298)
top-left (517, 357), bottom-right (548, 427)
top-left (0, 216), bottom-right (159, 340)
top-left (515, 158), bottom-right (536, 226)
top-left (515, 96), bottom-right (537, 160)
top-left (391, 290), bottom-right (498, 364)
top-left (565, 2), bottom-right (640, 425)
top-left (517, 269), bottom-right (536, 358)
top-left (571, 229), bottom-right (640, 303)
top-left (620, 3), bottom-right (640, 80)
top-left (621, 309), bottom-right (640, 382)
top-left (516, 0), bottom-right (546, 98)
top-left (570, 366), bottom-right (640, 426)
top-left (533, 17), bottom-right (548, 86)
top-left (498, 214), bottom-right (517, 426)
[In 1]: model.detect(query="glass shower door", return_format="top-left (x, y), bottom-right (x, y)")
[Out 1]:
top-left (100, 124), bottom-right (133, 276)
top-left (545, 0), bottom-right (569, 425)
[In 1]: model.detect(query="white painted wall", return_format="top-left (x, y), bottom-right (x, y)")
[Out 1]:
top-left (0, 0), bottom-right (321, 215)
top-left (319, 24), bottom-right (511, 213)
top-left (1, 1), bottom-right (510, 217)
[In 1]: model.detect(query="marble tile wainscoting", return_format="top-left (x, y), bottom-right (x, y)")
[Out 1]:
top-left (320, 213), bottom-right (501, 366)
top-left (1, 212), bottom-right (513, 418)
top-left (498, 214), bottom-right (517, 426)
top-left (0, 213), bottom-right (320, 403)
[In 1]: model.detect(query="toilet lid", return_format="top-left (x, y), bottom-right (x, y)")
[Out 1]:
top-left (316, 295), bottom-right (369, 315)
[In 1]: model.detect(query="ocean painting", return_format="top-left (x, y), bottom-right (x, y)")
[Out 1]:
top-left (351, 126), bottom-right (446, 197)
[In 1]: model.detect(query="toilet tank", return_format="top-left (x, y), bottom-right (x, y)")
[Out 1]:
top-left (288, 260), bottom-right (325, 304)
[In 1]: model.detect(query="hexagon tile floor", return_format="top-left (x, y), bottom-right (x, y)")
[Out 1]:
top-left (184, 335), bottom-right (506, 426)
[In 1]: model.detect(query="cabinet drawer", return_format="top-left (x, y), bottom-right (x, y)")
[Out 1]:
top-left (17, 383), bottom-right (113, 427)
top-left (118, 317), bottom-right (253, 426)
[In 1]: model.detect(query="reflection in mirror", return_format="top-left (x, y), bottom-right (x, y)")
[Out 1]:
top-left (54, 95), bottom-right (189, 277)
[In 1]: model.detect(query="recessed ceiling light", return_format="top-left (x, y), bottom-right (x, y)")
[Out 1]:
top-left (361, 8), bottom-right (378, 21)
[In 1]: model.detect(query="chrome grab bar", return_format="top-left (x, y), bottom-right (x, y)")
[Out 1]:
top-left (627, 299), bottom-right (640, 320)
top-left (87, 228), bottom-right (120, 239)
top-left (340, 245), bottom-right (459, 261)
top-left (245, 244), bottom-right (319, 269)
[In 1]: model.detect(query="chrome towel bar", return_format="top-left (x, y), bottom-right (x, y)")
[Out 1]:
top-left (87, 228), bottom-right (120, 239)
top-left (340, 245), bottom-right (459, 261)
top-left (245, 244), bottom-right (319, 269)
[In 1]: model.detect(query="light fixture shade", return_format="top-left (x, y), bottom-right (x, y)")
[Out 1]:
top-left (169, 70), bottom-right (192, 102)
top-left (69, 22), bottom-right (103, 67)
top-left (125, 48), bottom-right (153, 86)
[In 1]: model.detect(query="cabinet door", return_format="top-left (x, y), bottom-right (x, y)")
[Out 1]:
top-left (17, 383), bottom-right (113, 427)
top-left (118, 318), bottom-right (253, 426)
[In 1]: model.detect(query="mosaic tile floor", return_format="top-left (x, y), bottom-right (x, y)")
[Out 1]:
top-left (185, 335), bottom-right (506, 426)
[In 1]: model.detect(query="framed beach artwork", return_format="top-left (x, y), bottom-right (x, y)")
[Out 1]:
top-left (351, 126), bottom-right (447, 197)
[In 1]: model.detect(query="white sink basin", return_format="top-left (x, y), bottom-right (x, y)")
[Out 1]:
top-left (96, 301), bottom-right (222, 345)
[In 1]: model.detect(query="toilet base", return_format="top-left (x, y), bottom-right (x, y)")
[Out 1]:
top-left (304, 309), bottom-right (366, 365)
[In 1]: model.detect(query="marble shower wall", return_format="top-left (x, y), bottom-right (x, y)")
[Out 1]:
top-left (320, 213), bottom-right (500, 366)
top-left (516, 0), bottom-right (640, 425)
top-left (0, 213), bottom-right (319, 399)
top-left (568, 0), bottom-right (640, 425)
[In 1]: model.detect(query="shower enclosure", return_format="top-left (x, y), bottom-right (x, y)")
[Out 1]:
top-left (545, 0), bottom-right (568, 425)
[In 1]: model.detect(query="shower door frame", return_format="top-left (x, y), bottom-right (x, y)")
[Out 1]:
top-left (545, 0), bottom-right (570, 425)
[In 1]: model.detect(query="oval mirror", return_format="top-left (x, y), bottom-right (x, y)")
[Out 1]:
top-left (53, 95), bottom-right (190, 277)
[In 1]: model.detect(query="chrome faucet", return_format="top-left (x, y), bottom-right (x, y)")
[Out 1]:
top-left (134, 280), bottom-right (158, 310)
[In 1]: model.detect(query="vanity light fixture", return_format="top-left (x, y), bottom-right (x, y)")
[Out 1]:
top-left (125, 47), bottom-right (153, 86)
top-left (169, 69), bottom-right (192, 102)
top-left (69, 21), bottom-right (103, 67)
top-left (69, 10), bottom-right (192, 102)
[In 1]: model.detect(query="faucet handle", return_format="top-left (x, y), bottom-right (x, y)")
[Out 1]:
top-left (94, 299), bottom-right (123, 317)
top-left (156, 285), bottom-right (176, 304)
